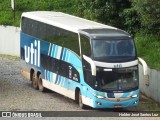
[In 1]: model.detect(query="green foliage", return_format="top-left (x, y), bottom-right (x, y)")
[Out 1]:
top-left (132, 0), bottom-right (160, 34)
top-left (0, 0), bottom-right (77, 26)
top-left (75, 0), bottom-right (131, 29)
top-left (135, 32), bottom-right (160, 70)
top-left (120, 7), bottom-right (140, 35)
top-left (0, 0), bottom-right (159, 35)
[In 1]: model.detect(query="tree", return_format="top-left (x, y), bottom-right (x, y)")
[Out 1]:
top-left (132, 0), bottom-right (160, 34)
top-left (76, 0), bottom-right (131, 29)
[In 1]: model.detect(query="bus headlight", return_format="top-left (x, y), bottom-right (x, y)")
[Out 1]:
top-left (131, 94), bottom-right (138, 98)
top-left (90, 91), bottom-right (105, 99)
top-left (96, 95), bottom-right (105, 99)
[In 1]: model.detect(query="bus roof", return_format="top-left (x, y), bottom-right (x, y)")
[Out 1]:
top-left (21, 11), bottom-right (117, 33)
top-left (79, 28), bottom-right (131, 39)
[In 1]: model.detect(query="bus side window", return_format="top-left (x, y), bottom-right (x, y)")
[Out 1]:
top-left (22, 17), bottom-right (31, 35)
top-left (62, 31), bottom-right (80, 56)
top-left (80, 35), bottom-right (91, 57)
top-left (22, 17), bottom-right (80, 56)
top-left (50, 26), bottom-right (80, 56)
top-left (22, 18), bottom-right (37, 37)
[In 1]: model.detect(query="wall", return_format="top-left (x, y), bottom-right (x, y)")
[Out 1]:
top-left (139, 65), bottom-right (160, 103)
top-left (0, 25), bottom-right (20, 56)
top-left (0, 25), bottom-right (159, 103)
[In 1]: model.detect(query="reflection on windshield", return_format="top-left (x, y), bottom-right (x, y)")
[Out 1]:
top-left (94, 66), bottom-right (138, 92)
top-left (92, 39), bottom-right (136, 62)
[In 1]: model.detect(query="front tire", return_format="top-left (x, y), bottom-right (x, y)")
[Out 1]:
top-left (79, 91), bottom-right (86, 109)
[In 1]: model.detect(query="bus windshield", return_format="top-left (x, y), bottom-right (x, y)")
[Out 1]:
top-left (92, 39), bottom-right (136, 62)
top-left (94, 66), bottom-right (139, 92)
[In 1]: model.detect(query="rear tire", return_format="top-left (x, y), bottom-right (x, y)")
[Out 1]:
top-left (79, 91), bottom-right (86, 109)
top-left (38, 74), bottom-right (46, 92)
top-left (30, 69), bottom-right (34, 81)
top-left (32, 72), bottom-right (38, 89)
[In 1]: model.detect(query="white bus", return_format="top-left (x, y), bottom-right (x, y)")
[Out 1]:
top-left (20, 11), bottom-right (148, 109)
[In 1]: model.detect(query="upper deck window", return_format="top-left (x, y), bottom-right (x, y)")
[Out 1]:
top-left (21, 17), bottom-right (80, 56)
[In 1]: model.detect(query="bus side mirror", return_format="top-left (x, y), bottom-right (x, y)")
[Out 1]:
top-left (83, 55), bottom-right (96, 76)
top-left (138, 57), bottom-right (149, 86)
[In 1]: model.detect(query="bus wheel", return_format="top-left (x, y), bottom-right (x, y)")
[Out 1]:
top-left (79, 91), bottom-right (86, 109)
top-left (32, 72), bottom-right (38, 89)
top-left (38, 74), bottom-right (46, 92)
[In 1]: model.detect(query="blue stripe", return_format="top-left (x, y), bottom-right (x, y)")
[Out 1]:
top-left (60, 48), bottom-right (64, 60)
top-left (47, 71), bottom-right (49, 81)
top-left (44, 70), bottom-right (46, 79)
top-left (62, 49), bottom-right (65, 60)
top-left (51, 72), bottom-right (53, 83)
top-left (49, 71), bottom-right (51, 82)
top-left (53, 73), bottom-right (56, 84)
top-left (62, 78), bottom-right (65, 86)
top-left (57, 75), bottom-right (60, 85)
top-left (48, 44), bottom-right (52, 56)
top-left (60, 77), bottom-right (65, 86)
top-left (54, 45), bottom-right (58, 58)
top-left (57, 76), bottom-right (61, 85)
top-left (65, 51), bottom-right (68, 61)
top-left (51, 44), bottom-right (54, 57)
top-left (63, 49), bottom-right (67, 61)
top-left (55, 75), bottom-right (59, 84)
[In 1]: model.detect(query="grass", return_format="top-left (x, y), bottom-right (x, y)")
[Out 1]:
top-left (135, 32), bottom-right (160, 70)
top-left (0, 54), bottom-right (19, 61)
top-left (126, 93), bottom-right (160, 112)
top-left (138, 93), bottom-right (160, 111)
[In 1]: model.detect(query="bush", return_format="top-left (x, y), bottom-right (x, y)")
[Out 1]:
top-left (132, 0), bottom-right (160, 35)
top-left (135, 31), bottom-right (160, 70)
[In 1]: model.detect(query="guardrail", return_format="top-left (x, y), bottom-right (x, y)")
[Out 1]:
top-left (0, 25), bottom-right (159, 104)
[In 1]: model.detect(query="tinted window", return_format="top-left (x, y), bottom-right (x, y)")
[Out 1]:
top-left (21, 17), bottom-right (80, 56)
top-left (80, 34), bottom-right (91, 57)
top-left (41, 54), bottom-right (80, 82)
top-left (54, 29), bottom-right (80, 55)
top-left (95, 66), bottom-right (139, 92)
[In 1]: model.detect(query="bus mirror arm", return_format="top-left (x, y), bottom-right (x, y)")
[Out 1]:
top-left (138, 57), bottom-right (149, 86)
top-left (83, 55), bottom-right (96, 76)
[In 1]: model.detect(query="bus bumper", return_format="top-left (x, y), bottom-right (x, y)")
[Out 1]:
top-left (91, 97), bottom-right (139, 108)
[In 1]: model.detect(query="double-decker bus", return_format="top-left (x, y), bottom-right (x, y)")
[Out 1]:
top-left (20, 11), bottom-right (148, 109)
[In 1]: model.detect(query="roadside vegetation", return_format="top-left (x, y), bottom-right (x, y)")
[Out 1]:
top-left (0, 54), bottom-right (19, 61)
top-left (0, 0), bottom-right (160, 70)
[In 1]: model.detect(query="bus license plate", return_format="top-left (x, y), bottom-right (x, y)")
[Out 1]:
top-left (114, 105), bottom-right (122, 108)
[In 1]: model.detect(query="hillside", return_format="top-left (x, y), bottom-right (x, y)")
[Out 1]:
top-left (0, 0), bottom-right (160, 70)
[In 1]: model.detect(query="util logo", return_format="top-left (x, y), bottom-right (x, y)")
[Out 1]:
top-left (24, 40), bottom-right (40, 67)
